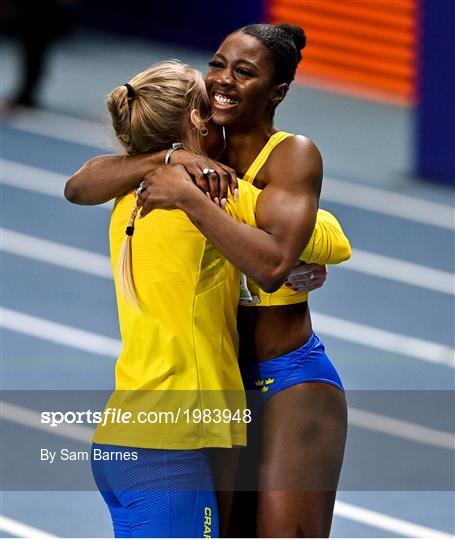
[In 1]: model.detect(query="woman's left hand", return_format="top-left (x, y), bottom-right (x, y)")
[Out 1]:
top-left (284, 263), bottom-right (327, 292)
top-left (137, 164), bottom-right (198, 216)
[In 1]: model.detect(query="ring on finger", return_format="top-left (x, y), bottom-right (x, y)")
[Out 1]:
top-left (136, 181), bottom-right (146, 195)
top-left (202, 168), bottom-right (215, 177)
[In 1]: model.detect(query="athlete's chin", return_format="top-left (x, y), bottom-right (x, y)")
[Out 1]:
top-left (210, 109), bottom-right (240, 126)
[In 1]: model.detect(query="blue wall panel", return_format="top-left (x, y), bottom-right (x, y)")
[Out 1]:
top-left (416, 0), bottom-right (455, 184)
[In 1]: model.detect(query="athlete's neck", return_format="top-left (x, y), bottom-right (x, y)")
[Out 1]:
top-left (204, 122), bottom-right (224, 159)
top-left (224, 125), bottom-right (279, 176)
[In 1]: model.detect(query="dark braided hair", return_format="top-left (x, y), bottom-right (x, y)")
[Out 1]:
top-left (240, 23), bottom-right (306, 85)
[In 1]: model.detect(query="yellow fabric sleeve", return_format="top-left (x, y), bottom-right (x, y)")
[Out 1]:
top-left (300, 209), bottom-right (351, 265)
top-left (223, 178), bottom-right (260, 226)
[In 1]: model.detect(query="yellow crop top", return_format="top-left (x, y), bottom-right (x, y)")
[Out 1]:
top-left (241, 131), bottom-right (351, 307)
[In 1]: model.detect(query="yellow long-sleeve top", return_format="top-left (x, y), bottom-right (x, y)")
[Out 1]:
top-left (241, 131), bottom-right (351, 306)
top-left (94, 163), bottom-right (350, 450)
top-left (94, 179), bottom-right (258, 450)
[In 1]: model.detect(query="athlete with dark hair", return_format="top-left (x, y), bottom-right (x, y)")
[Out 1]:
top-left (66, 22), bottom-right (348, 538)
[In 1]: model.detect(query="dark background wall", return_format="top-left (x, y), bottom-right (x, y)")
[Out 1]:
top-left (80, 0), bottom-right (265, 49)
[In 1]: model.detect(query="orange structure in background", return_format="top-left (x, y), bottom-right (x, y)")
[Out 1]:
top-left (268, 0), bottom-right (417, 105)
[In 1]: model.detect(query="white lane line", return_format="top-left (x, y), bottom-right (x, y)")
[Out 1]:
top-left (3, 399), bottom-right (452, 452)
top-left (1, 159), bottom-right (67, 198)
top-left (2, 159), bottom-right (455, 296)
top-left (0, 401), bottom-right (94, 443)
top-left (1, 159), bottom-right (112, 209)
top-left (323, 176), bottom-right (455, 231)
top-left (1, 302), bottom-right (453, 369)
top-left (1, 307), bottom-right (121, 358)
top-left (4, 106), bottom-right (112, 150)
top-left (334, 500), bottom-right (453, 538)
top-left (2, 229), bottom-right (112, 279)
top-left (312, 312), bottom-right (454, 368)
top-left (0, 515), bottom-right (57, 538)
top-left (348, 249), bottom-right (454, 295)
top-left (348, 407), bottom-right (454, 450)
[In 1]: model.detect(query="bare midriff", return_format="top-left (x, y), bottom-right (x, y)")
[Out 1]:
top-left (238, 302), bottom-right (313, 364)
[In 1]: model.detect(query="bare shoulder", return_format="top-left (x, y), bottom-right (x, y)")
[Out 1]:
top-left (265, 134), bottom-right (323, 192)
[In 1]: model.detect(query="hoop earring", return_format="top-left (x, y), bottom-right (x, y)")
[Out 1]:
top-left (200, 125), bottom-right (209, 137)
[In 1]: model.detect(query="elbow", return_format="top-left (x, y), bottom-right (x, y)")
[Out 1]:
top-left (65, 175), bottom-right (100, 205)
top-left (261, 281), bottom-right (283, 294)
top-left (64, 176), bottom-right (82, 204)
top-left (257, 279), bottom-right (281, 294)
top-left (255, 264), bottom-right (289, 293)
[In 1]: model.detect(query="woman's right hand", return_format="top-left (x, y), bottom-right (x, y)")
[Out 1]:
top-left (170, 149), bottom-right (238, 207)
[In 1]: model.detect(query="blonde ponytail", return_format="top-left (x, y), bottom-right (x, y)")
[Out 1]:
top-left (117, 192), bottom-right (141, 307)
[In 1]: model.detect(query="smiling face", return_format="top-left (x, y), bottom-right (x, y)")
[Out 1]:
top-left (205, 32), bottom-right (287, 128)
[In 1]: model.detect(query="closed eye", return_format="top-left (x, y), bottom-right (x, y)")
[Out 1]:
top-left (236, 67), bottom-right (253, 77)
top-left (208, 60), bottom-right (223, 69)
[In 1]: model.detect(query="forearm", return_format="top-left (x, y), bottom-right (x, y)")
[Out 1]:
top-left (64, 152), bottom-right (166, 205)
top-left (179, 188), bottom-right (289, 293)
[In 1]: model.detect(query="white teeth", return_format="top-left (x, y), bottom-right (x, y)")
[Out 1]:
top-left (214, 93), bottom-right (239, 106)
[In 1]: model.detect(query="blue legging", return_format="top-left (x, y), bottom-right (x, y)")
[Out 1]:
top-left (91, 444), bottom-right (219, 538)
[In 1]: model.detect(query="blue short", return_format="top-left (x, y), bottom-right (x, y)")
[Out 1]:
top-left (91, 444), bottom-right (219, 538)
top-left (241, 333), bottom-right (344, 401)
